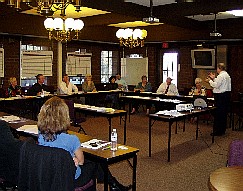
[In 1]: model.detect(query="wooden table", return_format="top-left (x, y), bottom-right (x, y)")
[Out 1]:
top-left (62, 131), bottom-right (140, 191)
top-left (148, 107), bottom-right (215, 162)
top-left (208, 166), bottom-right (243, 191)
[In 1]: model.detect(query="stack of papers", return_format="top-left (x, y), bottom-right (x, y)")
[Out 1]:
top-left (156, 110), bottom-right (185, 117)
top-left (81, 139), bottom-right (110, 150)
top-left (17, 125), bottom-right (38, 135)
top-left (0, 115), bottom-right (22, 123)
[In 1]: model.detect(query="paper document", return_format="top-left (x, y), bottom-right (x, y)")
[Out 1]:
top-left (81, 139), bottom-right (110, 150)
top-left (17, 125), bottom-right (38, 135)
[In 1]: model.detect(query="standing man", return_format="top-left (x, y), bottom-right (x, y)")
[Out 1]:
top-left (115, 73), bottom-right (127, 90)
top-left (156, 77), bottom-right (179, 95)
top-left (206, 63), bottom-right (231, 136)
top-left (59, 74), bottom-right (78, 95)
top-left (28, 74), bottom-right (48, 96)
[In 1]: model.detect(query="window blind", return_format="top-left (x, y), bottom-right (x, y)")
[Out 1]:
top-left (21, 50), bottom-right (53, 78)
top-left (66, 52), bottom-right (92, 76)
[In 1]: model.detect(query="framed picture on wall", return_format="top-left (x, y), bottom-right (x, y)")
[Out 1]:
top-left (191, 49), bottom-right (215, 69)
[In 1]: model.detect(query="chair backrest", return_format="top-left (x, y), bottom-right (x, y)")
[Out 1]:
top-left (227, 140), bottom-right (243, 167)
top-left (0, 121), bottom-right (23, 185)
top-left (64, 99), bottom-right (75, 121)
top-left (206, 89), bottom-right (213, 98)
top-left (18, 142), bottom-right (76, 191)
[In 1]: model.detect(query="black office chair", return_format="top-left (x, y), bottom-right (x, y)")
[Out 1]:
top-left (18, 142), bottom-right (95, 191)
top-left (0, 120), bottom-right (23, 191)
top-left (65, 99), bottom-right (87, 134)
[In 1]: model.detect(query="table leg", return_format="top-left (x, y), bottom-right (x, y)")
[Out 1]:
top-left (124, 113), bottom-right (127, 144)
top-left (149, 118), bottom-right (152, 157)
top-left (129, 102), bottom-right (131, 122)
top-left (175, 121), bottom-right (177, 134)
top-left (108, 117), bottom-right (112, 142)
top-left (132, 154), bottom-right (137, 191)
top-left (196, 115), bottom-right (199, 140)
top-left (183, 118), bottom-right (185, 132)
top-left (103, 163), bottom-right (109, 191)
top-left (168, 121), bottom-right (172, 162)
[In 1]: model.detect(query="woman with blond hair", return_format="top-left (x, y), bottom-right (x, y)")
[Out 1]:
top-left (82, 74), bottom-right (96, 93)
top-left (189, 77), bottom-right (206, 96)
top-left (38, 97), bottom-right (131, 190)
top-left (6, 77), bottom-right (22, 97)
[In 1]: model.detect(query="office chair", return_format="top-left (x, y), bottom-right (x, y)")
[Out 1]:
top-left (65, 99), bottom-right (87, 134)
top-left (0, 121), bottom-right (23, 191)
top-left (18, 142), bottom-right (95, 191)
top-left (227, 140), bottom-right (243, 167)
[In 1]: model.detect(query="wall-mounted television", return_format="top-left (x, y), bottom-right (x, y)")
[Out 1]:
top-left (191, 49), bottom-right (215, 69)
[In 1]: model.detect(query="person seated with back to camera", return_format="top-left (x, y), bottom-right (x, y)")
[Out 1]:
top-left (38, 96), bottom-right (132, 191)
top-left (104, 76), bottom-right (119, 109)
top-left (189, 77), bottom-right (206, 96)
top-left (156, 77), bottom-right (179, 95)
top-left (6, 77), bottom-right (22, 97)
top-left (131, 75), bottom-right (152, 115)
top-left (59, 74), bottom-right (78, 95)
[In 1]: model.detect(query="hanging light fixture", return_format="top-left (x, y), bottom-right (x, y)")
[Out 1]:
top-left (116, 28), bottom-right (147, 48)
top-left (44, 17), bottom-right (84, 42)
top-left (0, 0), bottom-right (82, 16)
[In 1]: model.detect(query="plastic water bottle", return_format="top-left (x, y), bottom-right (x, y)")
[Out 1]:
top-left (41, 89), bottom-right (44, 97)
top-left (111, 129), bottom-right (118, 151)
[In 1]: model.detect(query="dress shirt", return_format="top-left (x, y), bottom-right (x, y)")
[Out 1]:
top-left (209, 71), bottom-right (231, 93)
top-left (59, 81), bottom-right (78, 95)
top-left (156, 82), bottom-right (179, 95)
top-left (115, 78), bottom-right (127, 88)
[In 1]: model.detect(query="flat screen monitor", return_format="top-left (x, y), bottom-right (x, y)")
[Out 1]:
top-left (191, 49), bottom-right (215, 69)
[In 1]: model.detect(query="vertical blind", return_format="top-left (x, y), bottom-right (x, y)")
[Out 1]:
top-left (21, 50), bottom-right (53, 78)
top-left (0, 48), bottom-right (4, 77)
top-left (66, 52), bottom-right (92, 76)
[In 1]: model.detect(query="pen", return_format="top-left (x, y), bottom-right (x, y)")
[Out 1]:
top-left (102, 146), bottom-right (111, 150)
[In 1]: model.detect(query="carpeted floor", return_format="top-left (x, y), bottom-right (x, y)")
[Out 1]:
top-left (72, 109), bottom-right (243, 191)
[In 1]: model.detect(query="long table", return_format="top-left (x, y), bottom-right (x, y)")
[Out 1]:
top-left (148, 107), bottom-right (216, 162)
top-left (0, 112), bottom-right (139, 191)
top-left (120, 95), bottom-right (185, 122)
top-left (74, 104), bottom-right (128, 144)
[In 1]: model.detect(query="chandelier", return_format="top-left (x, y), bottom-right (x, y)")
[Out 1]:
top-left (44, 17), bottom-right (84, 42)
top-left (116, 28), bottom-right (147, 48)
top-left (0, 0), bottom-right (82, 16)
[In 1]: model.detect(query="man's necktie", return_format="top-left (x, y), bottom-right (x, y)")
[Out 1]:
top-left (165, 85), bottom-right (170, 94)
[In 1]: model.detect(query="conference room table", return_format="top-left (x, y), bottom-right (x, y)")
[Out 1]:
top-left (208, 166), bottom-right (243, 191)
top-left (120, 95), bottom-right (185, 122)
top-left (148, 107), bottom-right (216, 162)
top-left (74, 103), bottom-right (128, 144)
top-left (0, 112), bottom-right (139, 191)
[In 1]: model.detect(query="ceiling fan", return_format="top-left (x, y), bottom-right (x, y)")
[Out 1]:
top-left (142, 0), bottom-right (159, 23)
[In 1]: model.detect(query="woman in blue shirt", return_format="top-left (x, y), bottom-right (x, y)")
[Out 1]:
top-left (38, 96), bottom-right (131, 190)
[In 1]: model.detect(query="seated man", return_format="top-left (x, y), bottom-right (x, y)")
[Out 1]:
top-left (156, 77), bottom-right (178, 95)
top-left (28, 74), bottom-right (49, 96)
top-left (115, 73), bottom-right (127, 90)
top-left (59, 74), bottom-right (78, 95)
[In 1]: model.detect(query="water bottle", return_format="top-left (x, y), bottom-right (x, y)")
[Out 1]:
top-left (111, 129), bottom-right (118, 151)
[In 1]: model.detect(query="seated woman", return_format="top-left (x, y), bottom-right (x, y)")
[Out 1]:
top-left (6, 77), bottom-right (22, 97)
top-left (189, 78), bottom-right (206, 96)
top-left (105, 76), bottom-right (119, 109)
top-left (131, 75), bottom-right (152, 115)
top-left (82, 74), bottom-right (96, 93)
top-left (38, 96), bottom-right (131, 190)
